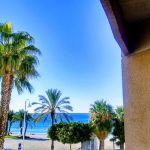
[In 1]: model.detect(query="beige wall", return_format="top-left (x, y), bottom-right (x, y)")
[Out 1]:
top-left (122, 50), bottom-right (150, 150)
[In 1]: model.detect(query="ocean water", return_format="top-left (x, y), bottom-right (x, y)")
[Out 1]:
top-left (10, 113), bottom-right (89, 134)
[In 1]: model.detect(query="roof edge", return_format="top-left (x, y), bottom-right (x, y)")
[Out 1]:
top-left (100, 0), bottom-right (129, 56)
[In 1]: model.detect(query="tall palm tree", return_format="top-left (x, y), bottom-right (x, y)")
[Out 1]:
top-left (14, 109), bottom-right (24, 136)
top-left (32, 88), bottom-right (73, 150)
top-left (6, 110), bottom-right (15, 135)
top-left (0, 22), bottom-right (40, 149)
top-left (90, 100), bottom-right (113, 150)
top-left (112, 106), bottom-right (125, 150)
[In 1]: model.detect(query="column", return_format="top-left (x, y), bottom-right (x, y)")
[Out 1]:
top-left (122, 50), bottom-right (150, 150)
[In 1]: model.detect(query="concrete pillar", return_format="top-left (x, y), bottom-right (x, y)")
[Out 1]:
top-left (122, 50), bottom-right (150, 150)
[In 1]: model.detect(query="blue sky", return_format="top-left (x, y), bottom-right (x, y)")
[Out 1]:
top-left (0, 0), bottom-right (122, 113)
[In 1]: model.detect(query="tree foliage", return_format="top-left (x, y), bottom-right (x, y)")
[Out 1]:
top-left (13, 110), bottom-right (34, 137)
top-left (0, 22), bottom-right (41, 94)
top-left (48, 123), bottom-right (64, 141)
top-left (90, 100), bottom-right (114, 150)
top-left (6, 110), bottom-right (15, 135)
top-left (111, 106), bottom-right (125, 148)
top-left (13, 109), bottom-right (25, 135)
top-left (48, 122), bottom-right (93, 144)
top-left (32, 89), bottom-right (73, 150)
top-left (0, 22), bottom-right (40, 149)
top-left (32, 89), bottom-right (73, 125)
top-left (90, 100), bottom-right (114, 139)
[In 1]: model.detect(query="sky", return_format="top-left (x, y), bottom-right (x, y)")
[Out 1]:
top-left (0, 0), bottom-right (122, 113)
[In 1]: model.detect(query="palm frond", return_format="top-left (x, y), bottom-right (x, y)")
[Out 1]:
top-left (0, 22), bottom-right (41, 95)
top-left (34, 105), bottom-right (48, 113)
top-left (12, 32), bottom-right (34, 44)
top-left (14, 78), bottom-right (34, 94)
top-left (22, 45), bottom-right (41, 55)
top-left (56, 97), bottom-right (70, 107)
top-left (56, 112), bottom-right (73, 123)
top-left (59, 105), bottom-right (73, 112)
top-left (43, 113), bottom-right (49, 123)
top-left (46, 89), bottom-right (62, 108)
top-left (32, 102), bottom-right (43, 105)
top-left (34, 113), bottom-right (45, 123)
top-left (17, 55), bottom-right (40, 79)
top-left (32, 89), bottom-right (73, 126)
top-left (39, 95), bottom-right (50, 105)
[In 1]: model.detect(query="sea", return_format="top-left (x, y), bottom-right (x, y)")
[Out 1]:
top-left (10, 113), bottom-right (89, 134)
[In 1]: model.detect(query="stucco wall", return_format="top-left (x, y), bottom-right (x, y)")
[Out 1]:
top-left (122, 50), bottom-right (150, 150)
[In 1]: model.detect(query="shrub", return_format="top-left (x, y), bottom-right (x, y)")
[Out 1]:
top-left (48, 123), bottom-right (64, 141)
top-left (48, 122), bottom-right (93, 144)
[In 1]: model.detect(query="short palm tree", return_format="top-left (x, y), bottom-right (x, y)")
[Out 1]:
top-left (0, 22), bottom-right (40, 149)
top-left (111, 106), bottom-right (125, 150)
top-left (6, 110), bottom-right (15, 135)
top-left (14, 109), bottom-right (25, 136)
top-left (32, 88), bottom-right (73, 150)
top-left (90, 100), bottom-right (113, 150)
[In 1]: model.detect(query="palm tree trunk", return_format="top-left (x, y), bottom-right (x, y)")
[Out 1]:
top-left (0, 73), bottom-right (13, 150)
top-left (8, 122), bottom-right (12, 135)
top-left (51, 112), bottom-right (55, 126)
top-left (70, 144), bottom-right (71, 150)
top-left (24, 121), bottom-right (28, 137)
top-left (113, 141), bottom-right (115, 150)
top-left (5, 120), bottom-right (8, 135)
top-left (51, 112), bottom-right (55, 150)
top-left (99, 139), bottom-right (104, 150)
top-left (120, 144), bottom-right (124, 150)
top-left (20, 121), bottom-right (23, 136)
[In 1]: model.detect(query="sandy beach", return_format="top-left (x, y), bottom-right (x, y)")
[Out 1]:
top-left (4, 134), bottom-right (80, 150)
top-left (4, 133), bottom-right (119, 150)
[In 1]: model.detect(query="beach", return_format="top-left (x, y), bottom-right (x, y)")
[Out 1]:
top-left (4, 134), bottom-right (80, 150)
top-left (4, 133), bottom-right (119, 150)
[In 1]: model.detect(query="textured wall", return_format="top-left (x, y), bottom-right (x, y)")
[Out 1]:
top-left (122, 50), bottom-right (150, 150)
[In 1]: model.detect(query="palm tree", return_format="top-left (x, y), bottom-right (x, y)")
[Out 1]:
top-left (32, 88), bottom-right (73, 150)
top-left (90, 100), bottom-right (113, 150)
top-left (6, 110), bottom-right (15, 135)
top-left (0, 22), bottom-right (40, 148)
top-left (14, 110), bottom-right (24, 136)
top-left (112, 106), bottom-right (125, 150)
top-left (13, 110), bottom-right (33, 137)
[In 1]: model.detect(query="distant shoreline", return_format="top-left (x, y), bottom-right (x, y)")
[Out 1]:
top-left (10, 132), bottom-right (48, 136)
top-left (9, 113), bottom-right (90, 134)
